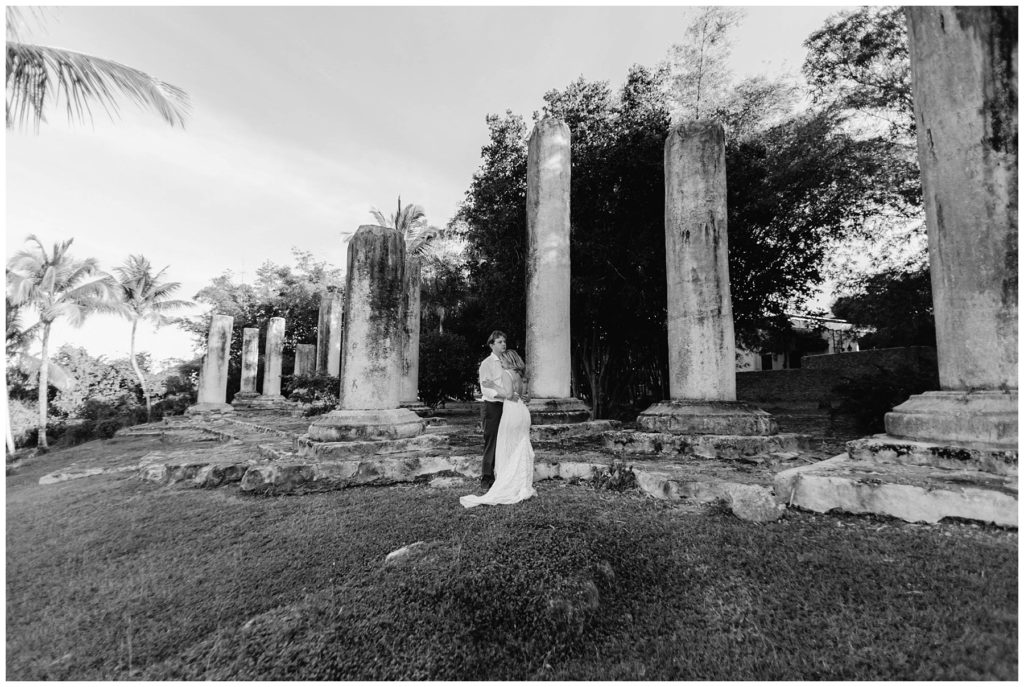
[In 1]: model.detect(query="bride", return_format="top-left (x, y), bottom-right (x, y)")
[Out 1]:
top-left (460, 350), bottom-right (536, 508)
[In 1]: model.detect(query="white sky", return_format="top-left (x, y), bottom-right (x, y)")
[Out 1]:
top-left (6, 3), bottom-right (854, 366)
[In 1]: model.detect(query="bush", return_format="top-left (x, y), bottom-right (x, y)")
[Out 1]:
top-left (8, 398), bottom-right (40, 449)
top-left (591, 462), bottom-right (639, 492)
top-left (833, 362), bottom-right (939, 433)
top-left (284, 373), bottom-right (339, 417)
top-left (419, 330), bottom-right (479, 407)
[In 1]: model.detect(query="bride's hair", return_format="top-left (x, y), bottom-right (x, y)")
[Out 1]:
top-left (499, 350), bottom-right (527, 380)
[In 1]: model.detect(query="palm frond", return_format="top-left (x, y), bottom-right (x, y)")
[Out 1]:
top-left (13, 353), bottom-right (74, 390)
top-left (6, 42), bottom-right (190, 130)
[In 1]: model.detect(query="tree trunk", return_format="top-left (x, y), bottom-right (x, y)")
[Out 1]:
top-left (37, 324), bottom-right (50, 449)
top-left (4, 376), bottom-right (15, 454)
top-left (128, 319), bottom-right (151, 422)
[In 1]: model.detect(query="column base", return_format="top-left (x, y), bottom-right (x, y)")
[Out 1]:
top-left (526, 397), bottom-right (591, 424)
top-left (400, 401), bottom-right (434, 417)
top-left (885, 390), bottom-right (1018, 448)
top-left (306, 407), bottom-right (424, 442)
top-left (185, 402), bottom-right (235, 419)
top-left (233, 394), bottom-right (293, 412)
top-left (637, 400), bottom-right (777, 436)
top-left (230, 391), bottom-right (261, 408)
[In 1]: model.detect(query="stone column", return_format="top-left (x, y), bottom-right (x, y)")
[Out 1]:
top-left (294, 343), bottom-right (315, 377)
top-left (885, 7), bottom-right (1018, 447)
top-left (316, 290), bottom-right (343, 376)
top-left (400, 254), bottom-right (427, 410)
top-left (187, 314), bottom-right (234, 414)
top-left (637, 121), bottom-right (774, 435)
top-left (231, 327), bottom-right (262, 406)
top-left (307, 225), bottom-right (423, 442)
top-left (525, 117), bottom-right (589, 424)
top-left (262, 317), bottom-right (286, 400)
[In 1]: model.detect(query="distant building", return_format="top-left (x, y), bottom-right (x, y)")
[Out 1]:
top-left (737, 313), bottom-right (872, 372)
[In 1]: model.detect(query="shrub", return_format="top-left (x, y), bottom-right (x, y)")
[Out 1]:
top-left (8, 398), bottom-right (40, 449)
top-left (419, 330), bottom-right (478, 407)
top-left (284, 373), bottom-right (339, 416)
top-left (591, 462), bottom-right (639, 492)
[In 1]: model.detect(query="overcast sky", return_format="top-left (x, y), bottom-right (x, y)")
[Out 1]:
top-left (6, 3), bottom-right (853, 365)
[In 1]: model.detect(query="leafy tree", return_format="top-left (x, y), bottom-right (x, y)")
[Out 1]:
top-left (6, 7), bottom-right (190, 130)
top-left (832, 266), bottom-right (935, 348)
top-left (110, 255), bottom-right (193, 422)
top-left (49, 344), bottom-right (143, 420)
top-left (6, 235), bottom-right (113, 448)
top-left (803, 6), bottom-right (914, 139)
top-left (662, 6), bottom-right (745, 123)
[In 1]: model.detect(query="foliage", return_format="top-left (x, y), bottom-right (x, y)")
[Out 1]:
top-left (5, 7), bottom-right (190, 130)
top-left (283, 373), bottom-right (339, 416)
top-left (6, 234), bottom-right (114, 448)
top-left (418, 330), bottom-right (478, 406)
top-left (370, 197), bottom-right (441, 256)
top-left (590, 462), bottom-right (639, 492)
top-left (49, 345), bottom-right (143, 420)
top-left (7, 398), bottom-right (40, 448)
top-left (832, 266), bottom-right (935, 348)
top-left (833, 362), bottom-right (939, 433)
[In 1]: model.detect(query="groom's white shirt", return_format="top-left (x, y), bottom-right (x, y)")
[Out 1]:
top-left (478, 353), bottom-right (503, 402)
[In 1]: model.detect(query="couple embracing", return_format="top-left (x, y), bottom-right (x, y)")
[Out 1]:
top-left (459, 330), bottom-right (537, 509)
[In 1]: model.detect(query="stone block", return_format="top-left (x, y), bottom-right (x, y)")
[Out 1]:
top-left (847, 434), bottom-right (1017, 476)
top-left (604, 430), bottom-right (809, 460)
top-left (296, 432), bottom-right (448, 460)
top-left (775, 454), bottom-right (1018, 527)
top-left (728, 484), bottom-right (786, 522)
top-left (531, 420), bottom-right (620, 442)
top-left (306, 407), bottom-right (425, 442)
top-left (526, 397), bottom-right (591, 424)
top-left (637, 400), bottom-right (778, 436)
top-left (885, 390), bottom-right (1018, 448)
top-left (239, 453), bottom-right (478, 493)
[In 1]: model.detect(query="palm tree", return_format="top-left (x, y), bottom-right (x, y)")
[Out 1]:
top-left (110, 255), bottom-right (192, 422)
top-left (6, 235), bottom-right (114, 449)
top-left (6, 7), bottom-right (190, 130)
top-left (370, 196), bottom-right (441, 255)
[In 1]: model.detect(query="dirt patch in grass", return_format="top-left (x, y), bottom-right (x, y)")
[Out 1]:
top-left (6, 440), bottom-right (1017, 680)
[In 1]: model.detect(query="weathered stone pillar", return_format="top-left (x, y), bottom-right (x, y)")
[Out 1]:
top-left (187, 314), bottom-right (234, 415)
top-left (262, 317), bottom-right (286, 400)
top-left (525, 117), bottom-right (589, 424)
top-left (306, 225), bottom-right (423, 443)
top-left (231, 327), bottom-right (262, 407)
top-left (294, 343), bottom-right (315, 377)
top-left (885, 7), bottom-right (1018, 447)
top-left (637, 121), bottom-right (775, 435)
top-left (400, 254), bottom-right (429, 412)
top-left (316, 290), bottom-right (343, 376)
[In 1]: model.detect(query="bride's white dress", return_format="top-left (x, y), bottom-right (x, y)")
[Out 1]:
top-left (460, 371), bottom-right (536, 508)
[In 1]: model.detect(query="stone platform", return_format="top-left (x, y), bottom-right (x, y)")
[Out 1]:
top-left (531, 420), bottom-right (621, 443)
top-left (776, 434), bottom-right (1018, 527)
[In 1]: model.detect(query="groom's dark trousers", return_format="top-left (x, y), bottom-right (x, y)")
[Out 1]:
top-left (481, 400), bottom-right (504, 484)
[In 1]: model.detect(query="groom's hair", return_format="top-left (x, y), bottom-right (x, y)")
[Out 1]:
top-left (487, 330), bottom-right (507, 345)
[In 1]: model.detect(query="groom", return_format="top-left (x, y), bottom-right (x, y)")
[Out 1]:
top-left (477, 330), bottom-right (507, 489)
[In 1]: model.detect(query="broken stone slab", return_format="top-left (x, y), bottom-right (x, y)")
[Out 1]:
top-left (727, 484), bottom-right (786, 522)
top-left (604, 430), bottom-right (810, 460)
top-left (39, 466), bottom-right (137, 485)
top-left (139, 459), bottom-right (254, 488)
top-left (634, 468), bottom-right (778, 510)
top-left (296, 432), bottom-right (449, 460)
top-left (385, 541), bottom-right (428, 564)
top-left (531, 420), bottom-right (621, 442)
top-left (184, 402), bottom-right (235, 419)
top-left (774, 454), bottom-right (1018, 527)
top-left (239, 454), bottom-right (480, 494)
top-left (847, 434), bottom-right (1018, 476)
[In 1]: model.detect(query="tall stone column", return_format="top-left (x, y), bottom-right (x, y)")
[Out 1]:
top-left (400, 254), bottom-right (428, 411)
top-left (262, 317), bottom-right (286, 400)
top-left (294, 343), bottom-right (315, 377)
top-left (316, 290), bottom-right (343, 376)
top-left (307, 225), bottom-right (423, 442)
top-left (187, 314), bottom-right (234, 415)
top-left (231, 327), bottom-right (262, 407)
top-left (525, 117), bottom-right (589, 424)
top-left (885, 7), bottom-right (1018, 447)
top-left (637, 121), bottom-right (774, 435)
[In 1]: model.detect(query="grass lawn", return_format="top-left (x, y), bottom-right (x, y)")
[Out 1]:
top-left (6, 438), bottom-right (1018, 680)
